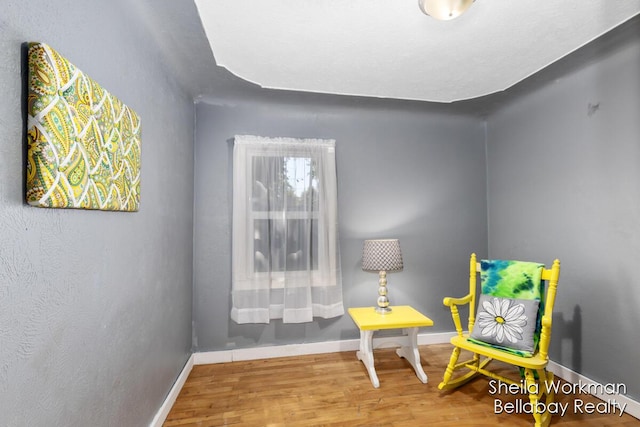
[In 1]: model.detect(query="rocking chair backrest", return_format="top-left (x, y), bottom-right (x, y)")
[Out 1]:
top-left (467, 253), bottom-right (561, 359)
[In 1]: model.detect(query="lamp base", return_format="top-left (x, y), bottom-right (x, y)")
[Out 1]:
top-left (375, 271), bottom-right (392, 314)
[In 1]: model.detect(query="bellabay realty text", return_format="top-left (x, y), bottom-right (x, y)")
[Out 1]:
top-left (490, 379), bottom-right (628, 417)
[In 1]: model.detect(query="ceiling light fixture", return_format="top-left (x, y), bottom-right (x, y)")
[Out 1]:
top-left (418, 0), bottom-right (475, 20)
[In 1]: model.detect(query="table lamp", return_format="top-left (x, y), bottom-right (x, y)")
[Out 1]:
top-left (362, 239), bottom-right (403, 314)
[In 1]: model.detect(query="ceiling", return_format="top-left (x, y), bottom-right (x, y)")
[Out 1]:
top-left (193, 0), bottom-right (640, 103)
top-left (129, 0), bottom-right (640, 111)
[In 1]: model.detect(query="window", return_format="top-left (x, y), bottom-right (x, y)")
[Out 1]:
top-left (231, 135), bottom-right (344, 324)
top-left (251, 155), bottom-right (319, 277)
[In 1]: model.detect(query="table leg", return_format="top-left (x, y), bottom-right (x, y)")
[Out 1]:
top-left (356, 329), bottom-right (380, 388)
top-left (396, 328), bottom-right (428, 383)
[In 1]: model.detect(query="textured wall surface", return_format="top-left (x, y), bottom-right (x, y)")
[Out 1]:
top-left (5, 0), bottom-right (637, 423)
top-left (193, 100), bottom-right (488, 351)
top-left (0, 1), bottom-right (194, 426)
top-left (486, 23), bottom-right (640, 400)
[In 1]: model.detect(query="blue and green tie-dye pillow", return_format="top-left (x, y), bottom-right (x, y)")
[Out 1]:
top-left (479, 259), bottom-right (543, 299)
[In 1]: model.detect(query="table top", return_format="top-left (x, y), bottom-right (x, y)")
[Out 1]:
top-left (348, 306), bottom-right (434, 330)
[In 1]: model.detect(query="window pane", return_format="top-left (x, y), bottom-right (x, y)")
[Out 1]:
top-left (252, 156), bottom-right (285, 212)
top-left (285, 157), bottom-right (319, 211)
top-left (253, 219), bottom-right (272, 273)
top-left (252, 156), bottom-right (318, 213)
top-left (253, 219), bottom-right (318, 272)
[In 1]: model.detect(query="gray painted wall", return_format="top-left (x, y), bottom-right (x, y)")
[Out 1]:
top-left (4, 0), bottom-right (636, 422)
top-left (0, 1), bottom-right (194, 426)
top-left (486, 25), bottom-right (640, 399)
top-left (193, 99), bottom-right (487, 351)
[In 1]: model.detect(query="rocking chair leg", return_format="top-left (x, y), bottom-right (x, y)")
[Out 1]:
top-left (438, 347), bottom-right (461, 389)
top-left (439, 348), bottom-right (486, 390)
top-left (544, 369), bottom-right (555, 405)
top-left (524, 368), bottom-right (553, 427)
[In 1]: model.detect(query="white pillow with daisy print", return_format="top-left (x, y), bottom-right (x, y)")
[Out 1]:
top-left (469, 294), bottom-right (540, 354)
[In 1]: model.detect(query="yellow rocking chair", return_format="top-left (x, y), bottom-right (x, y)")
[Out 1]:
top-left (439, 253), bottom-right (561, 427)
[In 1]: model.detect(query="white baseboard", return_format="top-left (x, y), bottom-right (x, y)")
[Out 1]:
top-left (193, 331), bottom-right (458, 365)
top-left (149, 354), bottom-right (194, 427)
top-left (547, 360), bottom-right (640, 420)
top-left (153, 333), bottom-right (640, 424)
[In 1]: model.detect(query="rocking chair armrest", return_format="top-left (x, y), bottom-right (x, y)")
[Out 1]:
top-left (443, 294), bottom-right (472, 307)
top-left (443, 294), bottom-right (472, 337)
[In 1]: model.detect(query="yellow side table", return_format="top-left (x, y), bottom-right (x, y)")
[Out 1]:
top-left (348, 305), bottom-right (434, 388)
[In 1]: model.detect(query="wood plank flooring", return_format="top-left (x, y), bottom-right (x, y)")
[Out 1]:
top-left (164, 343), bottom-right (639, 426)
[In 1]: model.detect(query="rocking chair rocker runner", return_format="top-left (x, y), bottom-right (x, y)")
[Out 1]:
top-left (439, 253), bottom-right (561, 427)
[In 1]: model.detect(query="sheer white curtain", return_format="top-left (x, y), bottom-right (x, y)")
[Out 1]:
top-left (231, 135), bottom-right (344, 324)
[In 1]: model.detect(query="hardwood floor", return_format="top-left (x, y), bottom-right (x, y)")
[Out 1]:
top-left (164, 343), bottom-right (639, 426)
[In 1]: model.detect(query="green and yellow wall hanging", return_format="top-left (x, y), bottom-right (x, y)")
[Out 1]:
top-left (26, 42), bottom-right (141, 211)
